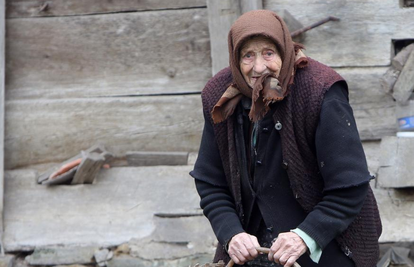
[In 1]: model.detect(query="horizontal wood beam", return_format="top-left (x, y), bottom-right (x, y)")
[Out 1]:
top-left (4, 95), bottom-right (204, 169)
top-left (6, 8), bottom-right (211, 100)
top-left (6, 0), bottom-right (207, 18)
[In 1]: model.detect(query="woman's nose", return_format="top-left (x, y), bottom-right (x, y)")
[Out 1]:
top-left (253, 56), bottom-right (266, 73)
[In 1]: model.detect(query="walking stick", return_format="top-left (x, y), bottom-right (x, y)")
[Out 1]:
top-left (226, 247), bottom-right (301, 267)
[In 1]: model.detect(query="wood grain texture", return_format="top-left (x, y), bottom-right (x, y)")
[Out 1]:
top-left (126, 151), bottom-right (189, 166)
top-left (71, 152), bottom-right (105, 184)
top-left (6, 0), bottom-right (207, 18)
top-left (207, 0), bottom-right (263, 75)
top-left (335, 67), bottom-right (397, 140)
top-left (207, 0), bottom-right (240, 75)
top-left (393, 49), bottom-right (414, 104)
top-left (0, 0), bottom-right (5, 254)
top-left (378, 136), bottom-right (414, 188)
top-left (264, 0), bottom-right (414, 67)
top-left (5, 67), bottom-right (395, 168)
top-left (4, 95), bottom-right (204, 169)
top-left (6, 8), bottom-right (211, 100)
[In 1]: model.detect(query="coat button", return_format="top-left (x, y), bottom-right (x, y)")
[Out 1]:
top-left (282, 161), bottom-right (288, 170)
top-left (266, 226), bottom-right (273, 233)
top-left (262, 127), bottom-right (269, 133)
top-left (275, 121), bottom-right (282, 130)
top-left (256, 160), bottom-right (262, 166)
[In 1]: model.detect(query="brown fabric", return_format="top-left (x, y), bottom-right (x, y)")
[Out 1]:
top-left (201, 59), bottom-right (381, 267)
top-left (211, 10), bottom-right (308, 123)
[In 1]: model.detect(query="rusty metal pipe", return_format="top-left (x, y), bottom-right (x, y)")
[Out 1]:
top-left (291, 16), bottom-right (340, 38)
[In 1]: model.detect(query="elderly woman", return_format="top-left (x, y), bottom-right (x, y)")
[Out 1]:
top-left (190, 10), bottom-right (381, 267)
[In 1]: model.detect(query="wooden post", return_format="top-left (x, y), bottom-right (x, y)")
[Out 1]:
top-left (240, 0), bottom-right (263, 14)
top-left (0, 0), bottom-right (4, 255)
top-left (207, 0), bottom-right (263, 75)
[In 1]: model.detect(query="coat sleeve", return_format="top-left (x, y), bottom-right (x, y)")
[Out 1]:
top-left (297, 82), bottom-right (371, 250)
top-left (190, 113), bottom-right (245, 246)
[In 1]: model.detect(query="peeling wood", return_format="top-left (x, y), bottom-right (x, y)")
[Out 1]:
top-left (6, 8), bottom-right (211, 100)
top-left (6, 0), bottom-right (207, 18)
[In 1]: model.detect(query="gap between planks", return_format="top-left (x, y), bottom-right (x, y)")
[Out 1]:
top-left (6, 5), bottom-right (207, 20)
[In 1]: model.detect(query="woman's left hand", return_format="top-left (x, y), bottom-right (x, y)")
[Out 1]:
top-left (268, 232), bottom-right (307, 267)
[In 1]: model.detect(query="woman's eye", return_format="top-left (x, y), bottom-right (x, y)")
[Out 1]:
top-left (244, 52), bottom-right (253, 58)
top-left (264, 51), bottom-right (274, 57)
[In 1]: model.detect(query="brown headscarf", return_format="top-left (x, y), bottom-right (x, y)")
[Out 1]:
top-left (211, 10), bottom-right (308, 123)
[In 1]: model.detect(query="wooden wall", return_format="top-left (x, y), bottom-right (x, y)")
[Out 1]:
top-left (5, 1), bottom-right (210, 169)
top-left (264, 0), bottom-right (414, 142)
top-left (5, 0), bottom-right (414, 169)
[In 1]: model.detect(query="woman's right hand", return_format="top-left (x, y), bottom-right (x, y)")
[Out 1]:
top-left (228, 232), bottom-right (261, 265)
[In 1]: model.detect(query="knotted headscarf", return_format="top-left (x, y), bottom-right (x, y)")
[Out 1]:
top-left (211, 10), bottom-right (308, 123)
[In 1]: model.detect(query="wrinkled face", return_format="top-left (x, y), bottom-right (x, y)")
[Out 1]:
top-left (239, 36), bottom-right (282, 88)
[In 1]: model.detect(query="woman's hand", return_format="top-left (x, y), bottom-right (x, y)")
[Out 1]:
top-left (228, 232), bottom-right (261, 265)
top-left (268, 232), bottom-right (307, 266)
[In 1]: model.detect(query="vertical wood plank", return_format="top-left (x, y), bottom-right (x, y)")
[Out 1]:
top-left (207, 0), bottom-right (240, 75)
top-left (240, 0), bottom-right (263, 14)
top-left (207, 0), bottom-right (263, 75)
top-left (0, 0), bottom-right (4, 255)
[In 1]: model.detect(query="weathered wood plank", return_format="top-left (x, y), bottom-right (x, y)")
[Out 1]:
top-left (207, 0), bottom-right (240, 75)
top-left (240, 0), bottom-right (263, 14)
top-left (0, 0), bottom-right (4, 255)
top-left (5, 67), bottom-right (395, 168)
top-left (6, 0), bottom-right (207, 18)
top-left (3, 166), bottom-right (203, 251)
top-left (37, 144), bottom-right (109, 184)
top-left (6, 8), bottom-right (211, 100)
top-left (380, 67), bottom-right (400, 94)
top-left (71, 152), bottom-right (105, 184)
top-left (207, 0), bottom-right (263, 75)
top-left (4, 95), bottom-right (204, 169)
top-left (335, 67), bottom-right (397, 140)
top-left (393, 49), bottom-right (414, 104)
top-left (377, 136), bottom-right (414, 188)
top-left (126, 151), bottom-right (189, 166)
top-left (392, 43), bottom-right (414, 71)
top-left (374, 186), bottom-right (414, 243)
top-left (264, 0), bottom-right (414, 67)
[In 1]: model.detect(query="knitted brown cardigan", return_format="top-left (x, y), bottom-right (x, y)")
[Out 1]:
top-left (201, 59), bottom-right (382, 267)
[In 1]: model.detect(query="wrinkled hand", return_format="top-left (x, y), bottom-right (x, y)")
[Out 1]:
top-left (228, 232), bottom-right (261, 265)
top-left (268, 232), bottom-right (307, 267)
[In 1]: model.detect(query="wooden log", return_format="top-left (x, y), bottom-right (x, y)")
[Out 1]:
top-left (71, 152), bottom-right (105, 184)
top-left (126, 151), bottom-right (189, 166)
top-left (392, 49), bottom-right (414, 104)
top-left (6, 0), bottom-right (207, 18)
top-left (377, 136), bottom-right (414, 188)
top-left (380, 66), bottom-right (400, 94)
top-left (5, 95), bottom-right (204, 169)
top-left (392, 43), bottom-right (414, 71)
top-left (6, 9), bottom-right (211, 100)
top-left (264, 0), bottom-right (414, 67)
